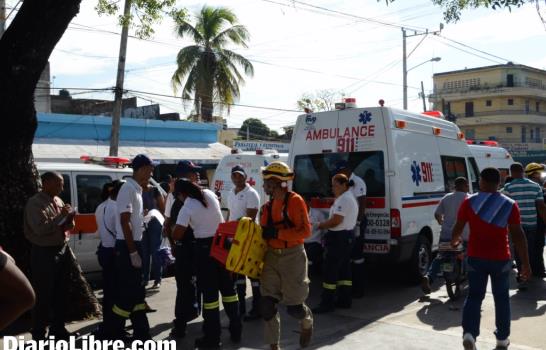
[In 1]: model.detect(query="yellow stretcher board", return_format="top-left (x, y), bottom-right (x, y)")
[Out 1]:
top-left (225, 217), bottom-right (267, 279)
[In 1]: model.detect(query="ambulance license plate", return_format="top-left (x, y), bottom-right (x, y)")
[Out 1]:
top-left (363, 243), bottom-right (390, 254)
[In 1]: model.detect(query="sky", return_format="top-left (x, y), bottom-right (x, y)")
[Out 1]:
top-left (7, 0), bottom-right (546, 132)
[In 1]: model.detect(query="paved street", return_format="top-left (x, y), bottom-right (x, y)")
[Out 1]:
top-left (7, 265), bottom-right (546, 350)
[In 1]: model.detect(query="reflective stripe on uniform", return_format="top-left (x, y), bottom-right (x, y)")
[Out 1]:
top-left (112, 305), bottom-right (131, 318)
top-left (235, 279), bottom-right (246, 286)
top-left (204, 300), bottom-right (220, 310)
top-left (251, 281), bottom-right (260, 287)
top-left (222, 295), bottom-right (239, 303)
top-left (133, 303), bottom-right (147, 312)
top-left (337, 280), bottom-right (352, 286)
top-left (352, 258), bottom-right (365, 264)
top-left (322, 282), bottom-right (337, 290)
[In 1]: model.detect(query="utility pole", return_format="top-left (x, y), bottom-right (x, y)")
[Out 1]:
top-left (0, 0), bottom-right (6, 38)
top-left (402, 24), bottom-right (443, 110)
top-left (246, 125), bottom-right (250, 141)
top-left (109, 0), bottom-right (132, 157)
top-left (402, 28), bottom-right (407, 110)
top-left (420, 81), bottom-right (427, 112)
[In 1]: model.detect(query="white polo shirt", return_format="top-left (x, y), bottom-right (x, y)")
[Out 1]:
top-left (164, 192), bottom-right (175, 218)
top-left (227, 184), bottom-right (260, 221)
top-left (115, 177), bottom-right (144, 241)
top-left (176, 189), bottom-right (224, 239)
top-left (350, 173), bottom-right (367, 199)
top-left (95, 199), bottom-right (118, 248)
top-left (329, 190), bottom-right (359, 231)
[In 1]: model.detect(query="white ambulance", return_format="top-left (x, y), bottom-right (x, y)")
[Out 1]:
top-left (36, 157), bottom-right (166, 274)
top-left (288, 102), bottom-right (480, 281)
top-left (211, 149), bottom-right (288, 218)
top-left (468, 141), bottom-right (513, 182)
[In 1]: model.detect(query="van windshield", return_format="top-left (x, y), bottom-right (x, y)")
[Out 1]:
top-left (293, 151), bottom-right (385, 198)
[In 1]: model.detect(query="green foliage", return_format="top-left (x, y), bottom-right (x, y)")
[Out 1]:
top-left (171, 6), bottom-right (254, 122)
top-left (238, 118), bottom-right (271, 140)
top-left (381, 0), bottom-right (532, 22)
top-left (96, 0), bottom-right (186, 38)
top-left (296, 89), bottom-right (344, 112)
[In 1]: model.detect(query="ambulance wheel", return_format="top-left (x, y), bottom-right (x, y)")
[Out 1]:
top-left (407, 235), bottom-right (431, 284)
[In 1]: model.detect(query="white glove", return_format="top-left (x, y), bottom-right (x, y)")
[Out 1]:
top-left (130, 251), bottom-right (142, 269)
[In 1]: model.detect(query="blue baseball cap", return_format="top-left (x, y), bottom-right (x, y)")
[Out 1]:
top-left (176, 160), bottom-right (202, 176)
top-left (130, 154), bottom-right (159, 170)
top-left (231, 165), bottom-right (247, 177)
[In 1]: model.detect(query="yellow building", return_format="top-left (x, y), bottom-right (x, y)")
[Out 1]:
top-left (429, 63), bottom-right (546, 153)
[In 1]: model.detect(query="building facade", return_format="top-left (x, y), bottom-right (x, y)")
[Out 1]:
top-left (429, 63), bottom-right (546, 155)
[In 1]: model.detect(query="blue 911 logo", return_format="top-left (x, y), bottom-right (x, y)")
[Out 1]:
top-left (305, 114), bottom-right (316, 125)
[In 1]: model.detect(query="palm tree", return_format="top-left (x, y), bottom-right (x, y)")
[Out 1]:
top-left (171, 6), bottom-right (254, 123)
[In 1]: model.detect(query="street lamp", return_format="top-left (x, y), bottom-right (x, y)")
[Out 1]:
top-left (403, 56), bottom-right (441, 110)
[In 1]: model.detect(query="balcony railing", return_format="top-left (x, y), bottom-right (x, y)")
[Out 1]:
top-left (455, 110), bottom-right (546, 118)
top-left (429, 82), bottom-right (546, 99)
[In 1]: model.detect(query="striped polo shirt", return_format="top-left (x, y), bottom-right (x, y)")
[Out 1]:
top-left (502, 178), bottom-right (544, 229)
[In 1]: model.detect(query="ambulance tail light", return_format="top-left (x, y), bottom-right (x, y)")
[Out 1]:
top-left (432, 127), bottom-right (441, 136)
top-left (390, 209), bottom-right (401, 238)
top-left (457, 132), bottom-right (465, 140)
top-left (505, 153), bottom-right (511, 159)
top-left (256, 149), bottom-right (264, 155)
top-left (394, 120), bottom-right (407, 129)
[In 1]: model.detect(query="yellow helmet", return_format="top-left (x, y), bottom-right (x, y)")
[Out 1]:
top-left (262, 161), bottom-right (294, 181)
top-left (525, 162), bottom-right (545, 175)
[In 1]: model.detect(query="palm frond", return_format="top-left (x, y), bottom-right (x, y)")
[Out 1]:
top-left (211, 25), bottom-right (250, 48)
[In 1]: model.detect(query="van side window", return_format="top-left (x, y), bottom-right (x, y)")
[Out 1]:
top-left (60, 174), bottom-right (72, 205)
top-left (76, 175), bottom-right (113, 214)
top-left (467, 157), bottom-right (480, 193)
top-left (293, 151), bottom-right (385, 198)
top-left (441, 156), bottom-right (468, 192)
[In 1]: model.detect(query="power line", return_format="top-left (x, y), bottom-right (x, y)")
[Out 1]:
top-left (438, 34), bottom-right (513, 63)
top-left (258, 0), bottom-right (427, 31)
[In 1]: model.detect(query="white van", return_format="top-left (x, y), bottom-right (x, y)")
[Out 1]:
top-left (211, 150), bottom-right (288, 217)
top-left (288, 105), bottom-right (480, 281)
top-left (36, 160), bottom-right (166, 274)
top-left (468, 143), bottom-right (513, 182)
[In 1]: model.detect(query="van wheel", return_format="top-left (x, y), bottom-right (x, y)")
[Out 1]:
top-left (407, 235), bottom-right (431, 284)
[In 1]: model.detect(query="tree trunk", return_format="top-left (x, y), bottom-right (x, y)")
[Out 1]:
top-left (0, 0), bottom-right (100, 321)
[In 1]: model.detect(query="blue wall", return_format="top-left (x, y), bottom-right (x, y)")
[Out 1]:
top-left (36, 113), bottom-right (220, 143)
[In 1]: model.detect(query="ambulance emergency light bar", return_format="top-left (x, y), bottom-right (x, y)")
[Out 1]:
top-left (335, 97), bottom-right (357, 110)
top-left (80, 155), bottom-right (130, 167)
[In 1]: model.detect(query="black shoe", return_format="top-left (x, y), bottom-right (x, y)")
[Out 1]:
top-left (229, 323), bottom-right (242, 343)
top-left (244, 308), bottom-right (261, 321)
top-left (194, 337), bottom-right (222, 349)
top-left (169, 327), bottom-right (186, 339)
top-left (352, 289), bottom-right (365, 299)
top-left (48, 329), bottom-right (80, 340)
top-left (312, 304), bottom-right (335, 314)
top-left (335, 300), bottom-right (352, 309)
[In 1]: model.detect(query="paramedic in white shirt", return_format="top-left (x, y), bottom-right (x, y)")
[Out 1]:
top-left (313, 173), bottom-right (358, 314)
top-left (163, 160), bottom-right (201, 339)
top-left (335, 160), bottom-right (367, 298)
top-left (227, 164), bottom-right (262, 321)
top-left (108, 154), bottom-right (157, 341)
top-left (94, 180), bottom-right (123, 338)
top-left (304, 196), bottom-right (327, 275)
top-left (172, 179), bottom-right (242, 348)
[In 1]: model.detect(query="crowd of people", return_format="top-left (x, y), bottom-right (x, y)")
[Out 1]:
top-left (2, 155), bottom-right (545, 350)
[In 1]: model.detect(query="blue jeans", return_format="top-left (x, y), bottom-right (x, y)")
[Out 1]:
top-left (463, 257), bottom-right (512, 341)
top-left (141, 217), bottom-right (163, 285)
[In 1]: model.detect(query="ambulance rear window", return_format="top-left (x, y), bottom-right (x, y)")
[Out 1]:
top-left (293, 151), bottom-right (385, 198)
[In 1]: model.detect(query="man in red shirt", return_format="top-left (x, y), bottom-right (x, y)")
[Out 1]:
top-left (451, 167), bottom-right (531, 350)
